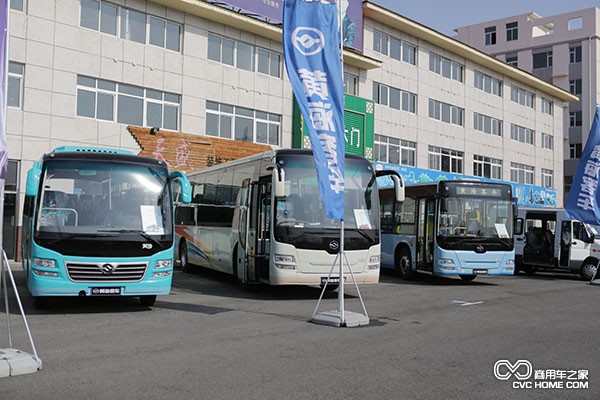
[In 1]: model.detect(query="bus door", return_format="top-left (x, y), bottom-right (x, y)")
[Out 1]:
top-left (560, 220), bottom-right (592, 269)
top-left (239, 177), bottom-right (271, 283)
top-left (417, 198), bottom-right (435, 271)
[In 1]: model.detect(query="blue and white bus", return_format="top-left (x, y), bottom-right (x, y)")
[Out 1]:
top-left (21, 146), bottom-right (191, 308)
top-left (379, 180), bottom-right (515, 281)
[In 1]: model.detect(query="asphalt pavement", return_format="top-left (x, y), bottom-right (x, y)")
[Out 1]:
top-left (1, 261), bottom-right (598, 400)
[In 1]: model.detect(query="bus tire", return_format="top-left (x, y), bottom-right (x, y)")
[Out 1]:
top-left (395, 247), bottom-right (416, 280)
top-left (179, 240), bottom-right (192, 273)
top-left (459, 274), bottom-right (476, 281)
top-left (32, 296), bottom-right (49, 310)
top-left (580, 258), bottom-right (599, 281)
top-left (140, 295), bottom-right (157, 307)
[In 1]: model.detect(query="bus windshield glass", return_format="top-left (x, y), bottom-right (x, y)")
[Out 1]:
top-left (36, 160), bottom-right (172, 238)
top-left (274, 154), bottom-right (379, 245)
top-left (438, 190), bottom-right (513, 240)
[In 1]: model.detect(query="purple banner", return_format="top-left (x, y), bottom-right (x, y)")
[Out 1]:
top-left (0, 0), bottom-right (7, 180)
top-left (221, 0), bottom-right (363, 51)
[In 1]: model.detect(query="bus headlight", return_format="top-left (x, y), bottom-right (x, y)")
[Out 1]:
top-left (438, 259), bottom-right (456, 271)
top-left (438, 258), bottom-right (454, 265)
top-left (505, 259), bottom-right (514, 265)
top-left (155, 259), bottom-right (173, 269)
top-left (33, 258), bottom-right (56, 268)
top-left (153, 271), bottom-right (172, 277)
top-left (368, 255), bottom-right (380, 270)
top-left (33, 270), bottom-right (58, 277)
top-left (275, 254), bottom-right (296, 270)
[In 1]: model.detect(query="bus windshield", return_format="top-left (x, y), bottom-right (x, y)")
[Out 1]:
top-left (36, 160), bottom-right (172, 238)
top-left (438, 195), bottom-right (513, 240)
top-left (274, 155), bottom-right (379, 245)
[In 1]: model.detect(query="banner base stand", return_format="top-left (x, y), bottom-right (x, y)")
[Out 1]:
top-left (311, 310), bottom-right (369, 328)
top-left (590, 279), bottom-right (600, 286)
top-left (0, 348), bottom-right (42, 377)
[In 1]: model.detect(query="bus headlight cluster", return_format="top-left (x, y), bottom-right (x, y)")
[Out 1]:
top-left (155, 259), bottom-right (173, 269)
top-left (438, 259), bottom-right (456, 271)
top-left (33, 258), bottom-right (56, 268)
top-left (33, 270), bottom-right (58, 277)
top-left (153, 271), bottom-right (172, 277)
top-left (274, 254), bottom-right (296, 270)
top-left (368, 255), bottom-right (380, 270)
top-left (505, 259), bottom-right (514, 265)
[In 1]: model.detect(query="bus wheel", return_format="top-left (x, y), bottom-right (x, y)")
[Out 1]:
top-left (32, 296), bottom-right (49, 310)
top-left (179, 241), bottom-right (191, 273)
top-left (580, 259), bottom-right (599, 281)
top-left (459, 274), bottom-right (476, 281)
top-left (396, 247), bottom-right (415, 280)
top-left (140, 295), bottom-right (157, 307)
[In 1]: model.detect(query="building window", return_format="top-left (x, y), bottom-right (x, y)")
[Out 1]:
top-left (569, 111), bottom-right (582, 127)
top-left (570, 143), bottom-right (582, 159)
top-left (429, 99), bottom-right (463, 126)
top-left (208, 33), bottom-right (281, 78)
top-left (11, 0), bottom-right (24, 11)
top-left (344, 73), bottom-right (358, 95)
top-left (76, 75), bottom-right (180, 130)
top-left (474, 71), bottom-right (502, 96)
top-left (541, 168), bottom-right (553, 188)
top-left (473, 113), bottom-right (502, 136)
top-left (8, 62), bottom-right (24, 108)
top-left (429, 52), bottom-right (464, 82)
top-left (532, 51), bottom-right (553, 68)
top-left (510, 124), bottom-right (535, 145)
top-left (473, 155), bottom-right (502, 180)
top-left (506, 54), bottom-right (518, 67)
top-left (506, 21), bottom-right (518, 41)
top-left (206, 101), bottom-right (280, 145)
top-left (80, 0), bottom-right (182, 51)
top-left (484, 26), bottom-right (496, 45)
top-left (510, 162), bottom-right (534, 184)
top-left (541, 98), bottom-right (553, 115)
top-left (373, 82), bottom-right (416, 113)
top-left (511, 86), bottom-right (535, 108)
top-left (570, 46), bottom-right (582, 63)
top-left (568, 17), bottom-right (583, 31)
top-left (541, 133), bottom-right (554, 150)
top-left (429, 146), bottom-right (463, 173)
top-left (374, 135), bottom-right (416, 166)
top-left (569, 79), bottom-right (582, 95)
top-left (373, 30), bottom-right (417, 65)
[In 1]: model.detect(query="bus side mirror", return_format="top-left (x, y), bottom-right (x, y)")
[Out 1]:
top-left (170, 171), bottom-right (192, 203)
top-left (390, 174), bottom-right (405, 202)
top-left (440, 197), bottom-right (448, 213)
top-left (513, 203), bottom-right (518, 219)
top-left (25, 164), bottom-right (42, 197)
top-left (267, 163), bottom-right (285, 196)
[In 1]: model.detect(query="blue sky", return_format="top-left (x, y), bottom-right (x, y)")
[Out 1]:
top-left (371, 0), bottom-right (600, 36)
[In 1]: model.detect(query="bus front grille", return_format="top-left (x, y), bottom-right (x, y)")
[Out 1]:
top-left (66, 262), bottom-right (148, 282)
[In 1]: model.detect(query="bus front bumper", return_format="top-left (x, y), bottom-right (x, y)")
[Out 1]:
top-left (29, 274), bottom-right (173, 297)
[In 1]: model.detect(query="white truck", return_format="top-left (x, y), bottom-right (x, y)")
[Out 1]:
top-left (514, 207), bottom-right (599, 280)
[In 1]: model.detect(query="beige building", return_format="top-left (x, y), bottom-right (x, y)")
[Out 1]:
top-left (3, 0), bottom-right (575, 259)
top-left (454, 7), bottom-right (600, 202)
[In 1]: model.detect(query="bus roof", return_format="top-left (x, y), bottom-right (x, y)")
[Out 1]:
top-left (43, 147), bottom-right (166, 168)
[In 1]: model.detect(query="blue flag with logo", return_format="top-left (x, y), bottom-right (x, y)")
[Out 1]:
top-left (565, 106), bottom-right (600, 225)
top-left (283, 0), bottom-right (345, 220)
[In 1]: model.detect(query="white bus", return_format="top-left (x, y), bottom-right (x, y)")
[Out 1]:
top-left (173, 149), bottom-right (403, 288)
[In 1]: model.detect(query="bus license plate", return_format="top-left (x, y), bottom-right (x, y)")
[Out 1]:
top-left (321, 277), bottom-right (340, 284)
top-left (91, 287), bottom-right (122, 296)
top-left (472, 269), bottom-right (488, 275)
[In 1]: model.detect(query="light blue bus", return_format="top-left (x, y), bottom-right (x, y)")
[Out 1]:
top-left (21, 146), bottom-right (191, 308)
top-left (378, 180), bottom-right (515, 281)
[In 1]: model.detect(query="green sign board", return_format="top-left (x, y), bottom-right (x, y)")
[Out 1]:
top-left (292, 94), bottom-right (375, 161)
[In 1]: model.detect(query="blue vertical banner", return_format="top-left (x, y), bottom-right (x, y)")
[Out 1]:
top-left (0, 0), bottom-right (7, 180)
top-left (566, 106), bottom-right (600, 224)
top-left (283, 0), bottom-right (345, 220)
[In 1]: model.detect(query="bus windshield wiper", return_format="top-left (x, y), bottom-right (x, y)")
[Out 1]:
top-left (353, 228), bottom-right (376, 244)
top-left (98, 229), bottom-right (163, 247)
